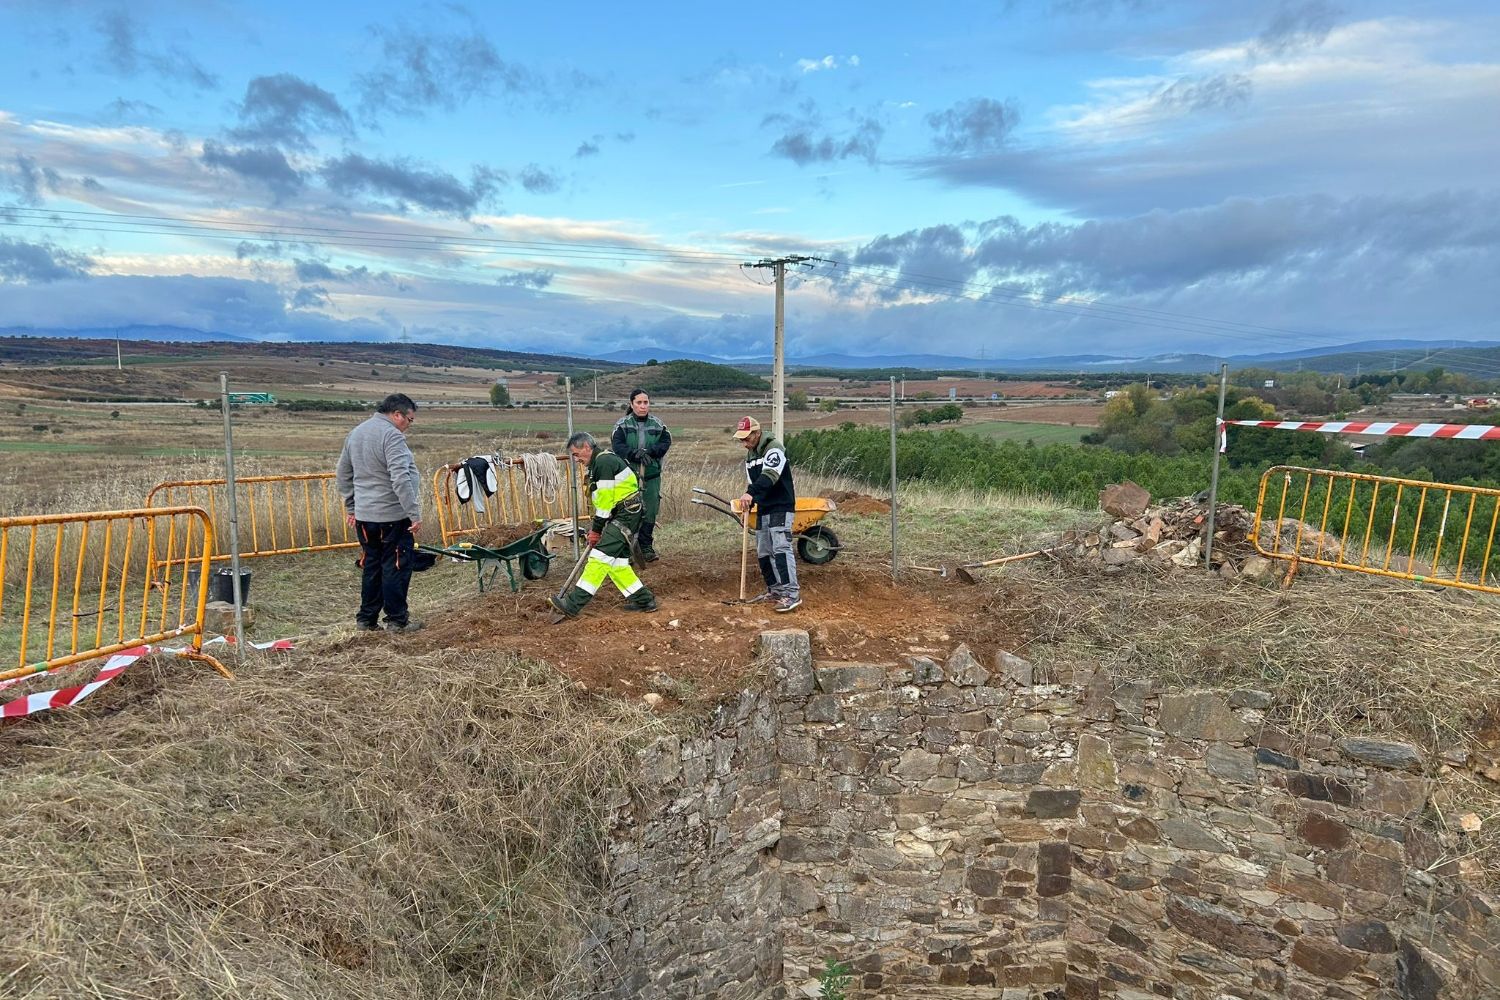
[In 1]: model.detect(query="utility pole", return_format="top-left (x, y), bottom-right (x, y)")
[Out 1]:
top-left (116, 338), bottom-right (122, 371)
top-left (742, 254), bottom-right (818, 441)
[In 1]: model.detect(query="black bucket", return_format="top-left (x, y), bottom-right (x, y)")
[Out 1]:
top-left (187, 567), bottom-right (253, 606)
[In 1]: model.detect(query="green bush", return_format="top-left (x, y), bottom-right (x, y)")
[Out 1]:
top-left (489, 382), bottom-right (512, 408)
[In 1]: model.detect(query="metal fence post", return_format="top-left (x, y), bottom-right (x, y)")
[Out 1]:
top-left (565, 376), bottom-right (580, 560)
top-left (1204, 363), bottom-right (1229, 570)
top-left (218, 372), bottom-right (245, 651)
top-left (890, 376), bottom-right (899, 582)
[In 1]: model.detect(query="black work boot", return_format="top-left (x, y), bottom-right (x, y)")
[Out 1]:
top-left (549, 587), bottom-right (590, 621)
top-left (622, 589), bottom-right (658, 613)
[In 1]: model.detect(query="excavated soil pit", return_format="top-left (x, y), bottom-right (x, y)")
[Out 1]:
top-left (369, 559), bottom-right (1002, 701)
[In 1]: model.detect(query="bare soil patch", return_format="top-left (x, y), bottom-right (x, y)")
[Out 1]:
top-left (370, 560), bottom-right (996, 703)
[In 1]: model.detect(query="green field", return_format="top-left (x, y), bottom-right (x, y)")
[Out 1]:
top-left (939, 420), bottom-right (1087, 445)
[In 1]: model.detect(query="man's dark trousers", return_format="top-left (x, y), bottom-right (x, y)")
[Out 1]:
top-left (356, 519), bottom-right (414, 627)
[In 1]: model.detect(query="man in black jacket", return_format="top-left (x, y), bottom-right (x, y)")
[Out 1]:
top-left (733, 416), bottom-right (801, 613)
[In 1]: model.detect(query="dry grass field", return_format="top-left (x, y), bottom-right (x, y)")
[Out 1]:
top-left (4, 348), bottom-right (1500, 999)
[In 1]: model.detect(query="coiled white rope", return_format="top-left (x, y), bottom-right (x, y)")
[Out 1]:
top-left (521, 452), bottom-right (562, 503)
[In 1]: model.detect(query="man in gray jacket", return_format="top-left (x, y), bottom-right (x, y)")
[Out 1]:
top-left (336, 393), bottom-right (424, 632)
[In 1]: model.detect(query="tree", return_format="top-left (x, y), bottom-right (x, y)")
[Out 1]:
top-left (788, 388), bottom-right (810, 411)
top-left (646, 358), bottom-right (659, 366)
top-left (818, 398), bottom-right (840, 413)
top-left (489, 382), bottom-right (511, 407)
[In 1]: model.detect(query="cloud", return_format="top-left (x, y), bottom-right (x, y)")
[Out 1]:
top-left (236, 241), bottom-right (284, 260)
top-left (0, 237), bottom-right (93, 283)
top-left (796, 55), bottom-right (859, 73)
top-left (2, 153), bottom-right (57, 205)
top-left (200, 141), bottom-right (305, 200)
top-left (1151, 73), bottom-right (1252, 113)
top-left (291, 284), bottom-right (330, 309)
top-left (356, 18), bottom-right (533, 117)
top-left (765, 104), bottom-right (884, 166)
top-left (495, 268), bottom-right (554, 289)
top-left (810, 189), bottom-right (1500, 354)
top-left (1255, 0), bottom-right (1340, 57)
top-left (518, 164), bottom-right (561, 194)
top-left (293, 258), bottom-right (337, 282)
top-left (0, 272), bottom-right (400, 340)
top-left (229, 74), bottom-right (353, 151)
top-left (102, 98), bottom-right (161, 122)
top-left (319, 153), bottom-right (500, 215)
top-left (926, 98), bottom-right (1019, 155)
top-left (574, 140), bottom-right (600, 158)
top-left (913, 18), bottom-right (1500, 216)
top-left (93, 8), bottom-right (218, 90)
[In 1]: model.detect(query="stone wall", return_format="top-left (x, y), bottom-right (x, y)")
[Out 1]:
top-left (593, 630), bottom-right (1500, 999)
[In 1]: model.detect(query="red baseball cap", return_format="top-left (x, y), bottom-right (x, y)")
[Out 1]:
top-left (733, 416), bottom-right (761, 439)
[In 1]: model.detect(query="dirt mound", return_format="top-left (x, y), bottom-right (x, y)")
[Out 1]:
top-left (821, 490), bottom-right (892, 516)
top-left (469, 522), bottom-right (540, 548)
top-left (385, 559), bottom-right (996, 703)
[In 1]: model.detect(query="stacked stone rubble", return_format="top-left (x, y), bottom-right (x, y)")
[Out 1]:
top-left (1071, 481), bottom-right (1343, 580)
top-left (593, 631), bottom-right (1500, 999)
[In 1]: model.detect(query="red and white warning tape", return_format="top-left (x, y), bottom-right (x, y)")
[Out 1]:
top-left (1218, 419), bottom-right (1500, 453)
top-left (0, 636), bottom-right (293, 719)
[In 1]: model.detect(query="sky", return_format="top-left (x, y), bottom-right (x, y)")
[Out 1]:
top-left (0, 0), bottom-right (1497, 363)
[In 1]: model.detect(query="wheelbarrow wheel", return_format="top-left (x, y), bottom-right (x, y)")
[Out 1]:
top-left (521, 551), bottom-right (551, 581)
top-left (797, 525), bottom-right (839, 564)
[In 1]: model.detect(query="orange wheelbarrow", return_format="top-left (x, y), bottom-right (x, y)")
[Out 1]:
top-left (690, 488), bottom-right (841, 564)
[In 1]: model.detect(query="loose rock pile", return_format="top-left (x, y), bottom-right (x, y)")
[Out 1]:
top-left (1060, 481), bottom-right (1341, 580)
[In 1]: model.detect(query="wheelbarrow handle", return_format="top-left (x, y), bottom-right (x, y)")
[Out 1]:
top-left (691, 497), bottom-right (745, 528)
top-left (692, 486), bottom-right (735, 507)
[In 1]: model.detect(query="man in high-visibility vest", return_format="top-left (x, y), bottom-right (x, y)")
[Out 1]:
top-left (549, 431), bottom-right (658, 618)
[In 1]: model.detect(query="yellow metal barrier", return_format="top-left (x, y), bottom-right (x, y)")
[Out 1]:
top-left (144, 473), bottom-right (357, 565)
top-left (433, 456), bottom-right (588, 546)
top-left (1253, 466), bottom-right (1500, 595)
top-left (0, 506), bottom-right (231, 684)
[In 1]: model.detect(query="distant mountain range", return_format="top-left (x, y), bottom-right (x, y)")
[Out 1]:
top-left (5, 326), bottom-right (1497, 377)
top-left (598, 339), bottom-right (1500, 375)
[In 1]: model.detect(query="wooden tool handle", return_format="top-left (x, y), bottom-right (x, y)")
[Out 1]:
top-left (739, 509), bottom-right (750, 601)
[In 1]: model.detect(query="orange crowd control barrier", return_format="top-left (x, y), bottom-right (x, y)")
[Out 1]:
top-left (0, 506), bottom-right (231, 684)
top-left (433, 455), bottom-right (588, 546)
top-left (1253, 465), bottom-right (1500, 595)
top-left (144, 473), bottom-right (358, 566)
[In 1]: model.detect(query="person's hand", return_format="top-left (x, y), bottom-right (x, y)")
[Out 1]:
top-left (346, 513), bottom-right (357, 528)
top-left (586, 529), bottom-right (601, 546)
top-left (632, 448), bottom-right (649, 464)
top-left (409, 520), bottom-right (422, 537)
top-left (736, 493), bottom-right (754, 513)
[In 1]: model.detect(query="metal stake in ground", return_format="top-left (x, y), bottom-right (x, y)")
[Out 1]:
top-left (565, 376), bottom-right (580, 560)
top-left (218, 372), bottom-right (246, 652)
top-left (1204, 363), bottom-right (1229, 569)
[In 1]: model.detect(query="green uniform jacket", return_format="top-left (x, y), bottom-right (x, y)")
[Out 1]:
top-left (611, 414), bottom-right (672, 480)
